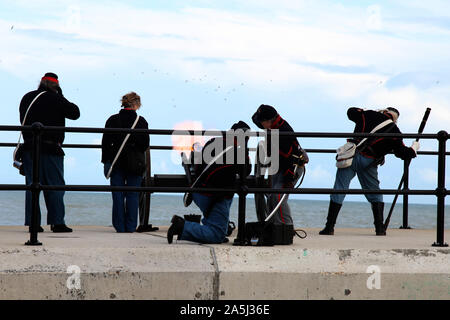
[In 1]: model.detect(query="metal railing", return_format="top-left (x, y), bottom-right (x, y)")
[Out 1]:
top-left (0, 123), bottom-right (448, 247)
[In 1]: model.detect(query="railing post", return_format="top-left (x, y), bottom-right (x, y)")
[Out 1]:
top-left (400, 159), bottom-right (411, 229)
top-left (25, 122), bottom-right (43, 246)
top-left (233, 143), bottom-right (248, 246)
top-left (432, 130), bottom-right (448, 247)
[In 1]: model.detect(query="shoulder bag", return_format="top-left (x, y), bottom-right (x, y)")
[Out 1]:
top-left (336, 119), bottom-right (393, 169)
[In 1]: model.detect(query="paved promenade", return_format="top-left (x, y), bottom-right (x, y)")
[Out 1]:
top-left (0, 226), bottom-right (449, 300)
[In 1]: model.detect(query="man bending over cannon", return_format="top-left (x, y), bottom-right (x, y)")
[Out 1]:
top-left (320, 107), bottom-right (420, 236)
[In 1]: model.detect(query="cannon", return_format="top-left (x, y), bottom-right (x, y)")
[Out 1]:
top-left (136, 143), bottom-right (271, 233)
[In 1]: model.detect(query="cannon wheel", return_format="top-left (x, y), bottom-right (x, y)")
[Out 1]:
top-left (136, 148), bottom-right (159, 232)
top-left (254, 141), bottom-right (269, 222)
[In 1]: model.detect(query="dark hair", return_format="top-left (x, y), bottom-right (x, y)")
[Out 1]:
top-left (231, 121), bottom-right (250, 131)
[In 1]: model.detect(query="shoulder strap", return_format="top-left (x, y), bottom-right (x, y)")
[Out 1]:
top-left (21, 91), bottom-right (47, 126)
top-left (106, 115), bottom-right (140, 179)
top-left (356, 119), bottom-right (393, 148)
top-left (13, 91), bottom-right (46, 161)
top-left (190, 145), bottom-right (234, 188)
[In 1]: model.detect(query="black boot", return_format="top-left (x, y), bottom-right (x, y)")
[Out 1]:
top-left (371, 202), bottom-right (386, 236)
top-left (51, 224), bottom-right (73, 233)
top-left (167, 215), bottom-right (185, 244)
top-left (319, 201), bottom-right (342, 235)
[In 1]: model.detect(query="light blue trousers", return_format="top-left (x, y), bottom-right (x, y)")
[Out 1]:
top-left (179, 193), bottom-right (233, 244)
top-left (331, 152), bottom-right (382, 204)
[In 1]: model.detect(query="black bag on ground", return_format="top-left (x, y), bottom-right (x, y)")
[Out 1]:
top-left (244, 222), bottom-right (275, 246)
top-left (273, 224), bottom-right (294, 245)
top-left (244, 222), bottom-right (295, 246)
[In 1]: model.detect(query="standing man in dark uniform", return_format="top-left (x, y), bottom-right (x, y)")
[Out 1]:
top-left (19, 73), bottom-right (80, 233)
top-left (319, 107), bottom-right (419, 236)
top-left (252, 104), bottom-right (309, 226)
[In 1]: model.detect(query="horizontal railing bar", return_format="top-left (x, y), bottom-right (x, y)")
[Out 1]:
top-left (0, 184), bottom-right (445, 195)
top-left (0, 143), bottom-right (447, 156)
top-left (246, 188), bottom-right (443, 196)
top-left (0, 185), bottom-right (29, 191)
top-left (0, 125), bottom-right (442, 139)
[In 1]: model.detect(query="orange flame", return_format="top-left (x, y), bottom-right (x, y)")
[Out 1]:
top-left (171, 121), bottom-right (206, 154)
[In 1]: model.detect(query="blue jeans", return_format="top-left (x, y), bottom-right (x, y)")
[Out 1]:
top-left (23, 151), bottom-right (66, 226)
top-left (104, 163), bottom-right (142, 233)
top-left (179, 193), bottom-right (233, 244)
top-left (331, 152), bottom-right (382, 204)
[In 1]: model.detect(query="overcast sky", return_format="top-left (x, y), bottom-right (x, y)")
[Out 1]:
top-left (0, 0), bottom-right (449, 204)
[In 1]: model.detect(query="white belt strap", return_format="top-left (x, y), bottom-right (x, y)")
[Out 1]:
top-left (356, 119), bottom-right (393, 148)
top-left (13, 91), bottom-right (46, 161)
top-left (191, 145), bottom-right (234, 188)
top-left (106, 115), bottom-right (140, 179)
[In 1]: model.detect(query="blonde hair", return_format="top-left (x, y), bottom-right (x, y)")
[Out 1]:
top-left (121, 92), bottom-right (141, 108)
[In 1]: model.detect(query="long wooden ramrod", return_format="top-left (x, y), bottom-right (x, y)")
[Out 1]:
top-left (383, 107), bottom-right (432, 230)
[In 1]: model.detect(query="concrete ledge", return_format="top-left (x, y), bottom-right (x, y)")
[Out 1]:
top-left (0, 226), bottom-right (448, 300)
top-left (0, 272), bottom-right (215, 300)
top-left (218, 273), bottom-right (450, 300)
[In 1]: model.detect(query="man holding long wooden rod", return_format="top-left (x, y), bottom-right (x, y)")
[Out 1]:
top-left (319, 107), bottom-right (420, 236)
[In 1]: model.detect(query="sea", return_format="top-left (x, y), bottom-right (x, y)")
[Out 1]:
top-left (0, 191), bottom-right (448, 229)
